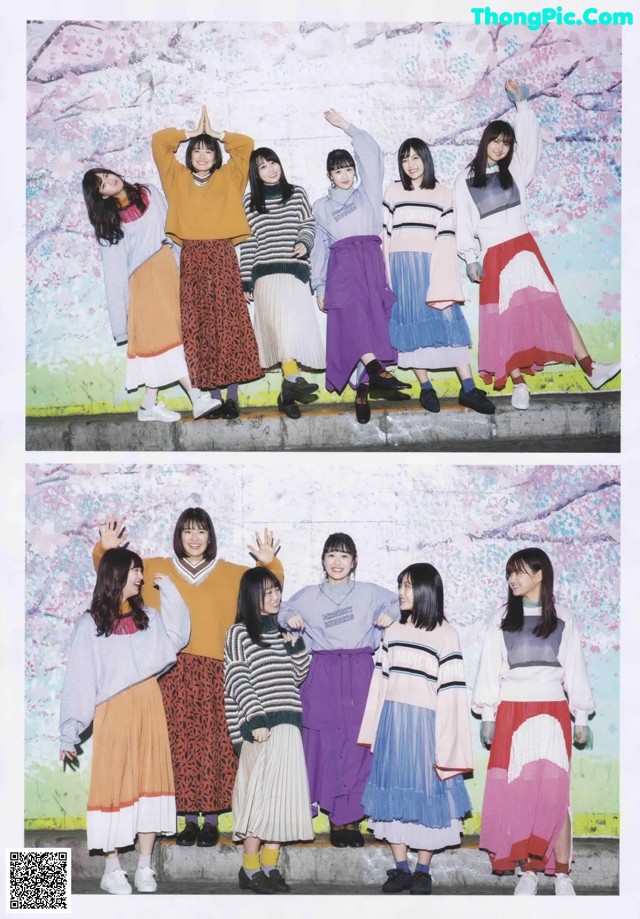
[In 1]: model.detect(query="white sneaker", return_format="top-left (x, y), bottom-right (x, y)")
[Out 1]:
top-left (514, 871), bottom-right (539, 895)
top-left (192, 391), bottom-right (223, 419)
top-left (554, 873), bottom-right (576, 895)
top-left (100, 867), bottom-right (132, 895)
top-left (134, 865), bottom-right (158, 893)
top-left (137, 401), bottom-right (181, 422)
top-left (511, 382), bottom-right (530, 410)
top-left (587, 360), bottom-right (621, 390)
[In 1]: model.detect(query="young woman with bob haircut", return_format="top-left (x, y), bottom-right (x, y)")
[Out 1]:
top-left (472, 547), bottom-right (595, 895)
top-left (278, 532), bottom-right (399, 848)
top-left (224, 568), bottom-right (313, 894)
top-left (358, 563), bottom-right (473, 895)
top-left (93, 509), bottom-right (283, 850)
top-left (81, 168), bottom-right (219, 422)
top-left (59, 547), bottom-right (191, 894)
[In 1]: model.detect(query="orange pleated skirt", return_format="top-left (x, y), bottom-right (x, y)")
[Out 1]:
top-left (86, 677), bottom-right (176, 852)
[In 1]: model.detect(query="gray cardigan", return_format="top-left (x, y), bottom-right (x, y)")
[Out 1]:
top-left (59, 578), bottom-right (190, 751)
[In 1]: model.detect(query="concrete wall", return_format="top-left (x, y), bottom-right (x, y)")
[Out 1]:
top-left (25, 461), bottom-right (619, 836)
top-left (26, 19), bottom-right (621, 416)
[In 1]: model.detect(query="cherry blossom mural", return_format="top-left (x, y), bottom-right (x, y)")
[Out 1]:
top-left (26, 19), bottom-right (621, 415)
top-left (25, 462), bottom-right (619, 835)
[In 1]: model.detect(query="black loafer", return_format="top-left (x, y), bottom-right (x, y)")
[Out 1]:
top-left (196, 822), bottom-right (219, 847)
top-left (382, 868), bottom-right (413, 893)
top-left (345, 822), bottom-right (365, 847)
top-left (410, 871), bottom-right (432, 895)
top-left (222, 398), bottom-right (240, 419)
top-left (368, 368), bottom-right (411, 390)
top-left (207, 401), bottom-right (226, 420)
top-left (238, 867), bottom-right (275, 894)
top-left (278, 394), bottom-right (302, 419)
top-left (458, 386), bottom-right (496, 415)
top-left (329, 823), bottom-right (349, 847)
top-left (355, 384), bottom-right (371, 424)
top-left (175, 821), bottom-right (198, 846)
top-left (282, 377), bottom-right (319, 400)
top-left (419, 387), bottom-right (441, 413)
top-left (265, 868), bottom-right (290, 893)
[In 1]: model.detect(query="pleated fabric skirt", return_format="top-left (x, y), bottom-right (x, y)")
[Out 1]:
top-left (126, 245), bottom-right (189, 390)
top-left (86, 678), bottom-right (175, 852)
top-left (479, 233), bottom-right (575, 390)
top-left (253, 274), bottom-right (325, 369)
top-left (479, 700), bottom-right (572, 874)
top-left (180, 239), bottom-right (262, 389)
top-left (232, 723), bottom-right (314, 843)
top-left (389, 251), bottom-right (472, 370)
top-left (362, 700), bottom-right (471, 851)
top-left (158, 653), bottom-right (237, 814)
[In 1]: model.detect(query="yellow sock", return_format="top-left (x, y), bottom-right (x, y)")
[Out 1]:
top-left (260, 848), bottom-right (279, 868)
top-left (282, 360), bottom-right (299, 379)
top-left (243, 853), bottom-right (261, 872)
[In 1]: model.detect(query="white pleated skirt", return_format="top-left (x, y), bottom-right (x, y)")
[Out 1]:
top-left (232, 723), bottom-right (314, 843)
top-left (253, 274), bottom-right (326, 370)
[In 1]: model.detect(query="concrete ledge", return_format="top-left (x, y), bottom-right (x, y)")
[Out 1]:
top-left (26, 391), bottom-right (620, 452)
top-left (24, 831), bottom-right (618, 892)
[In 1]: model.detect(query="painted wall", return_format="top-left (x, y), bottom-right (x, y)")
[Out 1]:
top-left (26, 20), bottom-right (621, 416)
top-left (25, 461), bottom-right (619, 836)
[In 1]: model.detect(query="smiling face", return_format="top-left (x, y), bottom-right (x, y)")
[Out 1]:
top-left (181, 523), bottom-right (210, 563)
top-left (329, 165), bottom-right (356, 190)
top-left (401, 148), bottom-right (425, 187)
top-left (507, 562), bottom-right (543, 602)
top-left (122, 563), bottom-right (143, 602)
top-left (486, 133), bottom-right (512, 165)
top-left (257, 157), bottom-right (282, 186)
top-left (323, 549), bottom-right (355, 585)
top-left (191, 142), bottom-right (216, 175)
top-left (97, 171), bottom-right (125, 200)
top-left (398, 574), bottom-right (414, 610)
top-left (260, 581), bottom-right (282, 616)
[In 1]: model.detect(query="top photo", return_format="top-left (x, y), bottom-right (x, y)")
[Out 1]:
top-left (25, 17), bottom-right (623, 453)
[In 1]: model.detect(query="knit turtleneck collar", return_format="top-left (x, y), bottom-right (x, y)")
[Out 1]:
top-left (264, 183), bottom-right (282, 199)
top-left (260, 614), bottom-right (280, 633)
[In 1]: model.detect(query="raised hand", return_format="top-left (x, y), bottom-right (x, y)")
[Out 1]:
top-left (97, 514), bottom-right (128, 550)
top-left (247, 528), bottom-right (281, 564)
top-left (324, 109), bottom-right (350, 132)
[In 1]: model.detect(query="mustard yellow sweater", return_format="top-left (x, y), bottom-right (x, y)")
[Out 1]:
top-left (151, 128), bottom-right (253, 246)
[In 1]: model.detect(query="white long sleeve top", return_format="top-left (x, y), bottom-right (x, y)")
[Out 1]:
top-left (471, 604), bottom-right (595, 726)
top-left (454, 100), bottom-right (543, 264)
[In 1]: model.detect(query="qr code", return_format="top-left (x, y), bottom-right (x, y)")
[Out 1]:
top-left (7, 849), bottom-right (71, 912)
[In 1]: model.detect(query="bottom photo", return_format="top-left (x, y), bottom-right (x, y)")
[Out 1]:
top-left (24, 461), bottom-right (619, 901)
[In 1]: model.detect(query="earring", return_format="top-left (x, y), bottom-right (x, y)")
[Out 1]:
top-left (330, 180), bottom-right (336, 188)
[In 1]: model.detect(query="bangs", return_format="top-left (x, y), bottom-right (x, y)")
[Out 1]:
top-left (180, 509), bottom-right (212, 532)
top-left (255, 146), bottom-right (280, 166)
top-left (323, 534), bottom-right (356, 557)
top-left (192, 136), bottom-right (218, 152)
top-left (129, 551), bottom-right (144, 571)
top-left (505, 555), bottom-right (531, 577)
top-left (330, 155), bottom-right (354, 170)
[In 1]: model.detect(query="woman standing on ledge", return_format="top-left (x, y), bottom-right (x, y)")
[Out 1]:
top-left (152, 106), bottom-right (262, 419)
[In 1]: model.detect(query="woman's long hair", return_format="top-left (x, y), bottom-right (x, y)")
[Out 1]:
top-left (172, 507), bottom-right (217, 562)
top-left (248, 147), bottom-right (295, 214)
top-left (397, 137), bottom-right (436, 191)
top-left (397, 563), bottom-right (445, 631)
top-left (501, 547), bottom-right (557, 637)
top-left (235, 567), bottom-right (282, 647)
top-left (468, 120), bottom-right (515, 189)
top-left (82, 169), bottom-right (148, 245)
top-left (90, 547), bottom-right (148, 637)
top-left (185, 133), bottom-right (222, 174)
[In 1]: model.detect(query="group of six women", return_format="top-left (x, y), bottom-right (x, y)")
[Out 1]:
top-left (59, 509), bottom-right (594, 898)
top-left (81, 78), bottom-right (620, 427)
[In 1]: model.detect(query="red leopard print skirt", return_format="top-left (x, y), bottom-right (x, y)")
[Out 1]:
top-left (180, 239), bottom-right (262, 389)
top-left (158, 653), bottom-right (237, 814)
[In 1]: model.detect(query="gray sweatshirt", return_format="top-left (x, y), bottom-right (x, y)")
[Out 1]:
top-left (278, 580), bottom-right (400, 652)
top-left (59, 578), bottom-right (190, 750)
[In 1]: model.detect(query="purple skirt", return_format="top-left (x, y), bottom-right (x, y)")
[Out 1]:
top-left (324, 235), bottom-right (397, 393)
top-left (300, 647), bottom-right (374, 826)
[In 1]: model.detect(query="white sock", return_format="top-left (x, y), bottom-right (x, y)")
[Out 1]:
top-left (137, 853), bottom-right (151, 870)
top-left (104, 853), bottom-right (120, 873)
top-left (141, 391), bottom-right (157, 411)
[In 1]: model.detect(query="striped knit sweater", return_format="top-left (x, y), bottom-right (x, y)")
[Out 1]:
top-left (358, 618), bottom-right (473, 779)
top-left (239, 185), bottom-right (315, 292)
top-left (224, 615), bottom-right (310, 753)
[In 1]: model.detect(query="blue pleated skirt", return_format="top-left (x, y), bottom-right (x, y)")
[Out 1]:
top-left (361, 700), bottom-right (471, 831)
top-left (389, 251), bottom-right (472, 354)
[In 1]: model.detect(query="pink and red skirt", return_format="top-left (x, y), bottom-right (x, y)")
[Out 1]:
top-left (479, 699), bottom-right (572, 875)
top-left (479, 233), bottom-right (575, 390)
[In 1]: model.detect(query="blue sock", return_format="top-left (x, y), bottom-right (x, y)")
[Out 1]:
top-left (461, 377), bottom-right (475, 393)
top-left (415, 863), bottom-right (430, 874)
top-left (420, 381), bottom-right (434, 391)
top-left (204, 813), bottom-right (218, 826)
top-left (395, 859), bottom-right (410, 873)
top-left (209, 388), bottom-right (222, 401)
